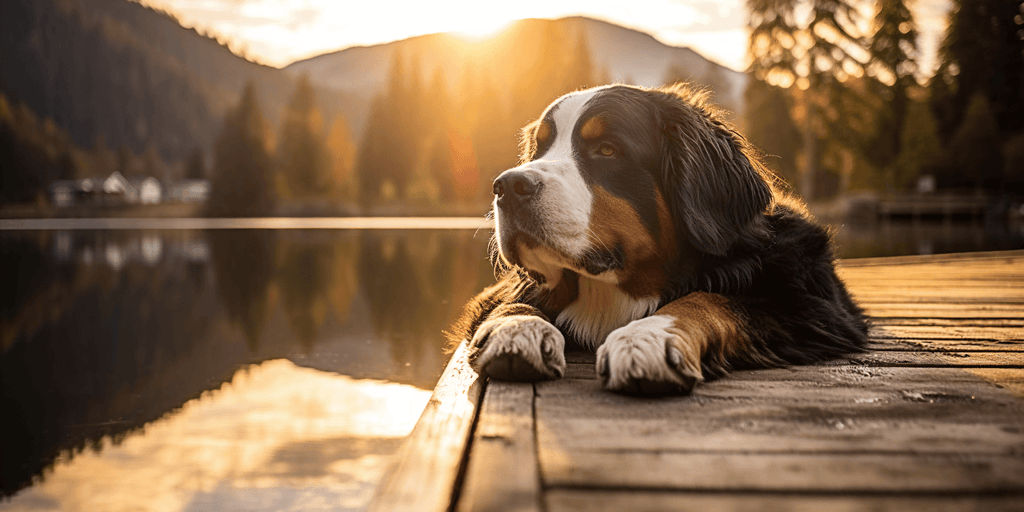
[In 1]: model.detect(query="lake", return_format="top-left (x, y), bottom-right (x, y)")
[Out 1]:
top-left (1, 217), bottom-right (1022, 511)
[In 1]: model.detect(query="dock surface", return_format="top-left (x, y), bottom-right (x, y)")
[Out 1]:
top-left (371, 251), bottom-right (1024, 512)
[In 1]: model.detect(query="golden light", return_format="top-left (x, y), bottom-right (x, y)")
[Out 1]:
top-left (5, 360), bottom-right (432, 512)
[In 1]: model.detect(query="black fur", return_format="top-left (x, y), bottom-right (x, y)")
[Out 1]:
top-left (450, 83), bottom-right (868, 385)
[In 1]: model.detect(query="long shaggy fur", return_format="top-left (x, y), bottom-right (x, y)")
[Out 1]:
top-left (450, 83), bottom-right (868, 388)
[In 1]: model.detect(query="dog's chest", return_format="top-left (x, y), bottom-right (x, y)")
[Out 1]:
top-left (555, 277), bottom-right (659, 349)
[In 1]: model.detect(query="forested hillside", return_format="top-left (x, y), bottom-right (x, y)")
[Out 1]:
top-left (0, 0), bottom-right (362, 167)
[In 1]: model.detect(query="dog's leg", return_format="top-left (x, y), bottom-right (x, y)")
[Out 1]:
top-left (596, 292), bottom-right (748, 395)
top-left (468, 304), bottom-right (566, 382)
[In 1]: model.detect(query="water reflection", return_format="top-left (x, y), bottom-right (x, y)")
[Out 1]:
top-left (3, 359), bottom-right (430, 512)
top-left (0, 227), bottom-right (495, 507)
top-left (4, 218), bottom-right (1021, 508)
top-left (831, 218), bottom-right (1024, 259)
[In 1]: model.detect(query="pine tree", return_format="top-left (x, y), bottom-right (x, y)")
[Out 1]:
top-left (743, 78), bottom-right (800, 186)
top-left (357, 96), bottom-right (387, 206)
top-left (893, 99), bottom-right (942, 190)
top-left (276, 74), bottom-right (331, 199)
top-left (326, 114), bottom-right (357, 201)
top-left (184, 147), bottom-right (205, 180)
top-left (932, 0), bottom-right (1024, 140)
top-left (745, 0), bottom-right (801, 188)
top-left (948, 93), bottom-right (1002, 188)
top-left (1003, 132), bottom-right (1024, 193)
top-left (383, 52), bottom-right (418, 199)
top-left (208, 81), bottom-right (276, 216)
top-left (867, 0), bottom-right (919, 173)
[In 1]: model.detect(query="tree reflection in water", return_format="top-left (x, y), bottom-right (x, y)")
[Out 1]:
top-left (210, 229), bottom-right (277, 351)
top-left (0, 227), bottom-right (495, 507)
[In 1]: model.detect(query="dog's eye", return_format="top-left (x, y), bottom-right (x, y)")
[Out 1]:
top-left (598, 144), bottom-right (615, 157)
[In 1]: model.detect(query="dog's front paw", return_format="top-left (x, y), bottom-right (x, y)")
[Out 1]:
top-left (596, 316), bottom-right (702, 395)
top-left (468, 315), bottom-right (566, 381)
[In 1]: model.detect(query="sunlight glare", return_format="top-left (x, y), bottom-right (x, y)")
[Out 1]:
top-left (3, 359), bottom-right (432, 512)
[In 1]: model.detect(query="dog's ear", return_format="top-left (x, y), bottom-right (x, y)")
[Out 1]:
top-left (655, 86), bottom-right (772, 256)
top-left (518, 119), bottom-right (542, 165)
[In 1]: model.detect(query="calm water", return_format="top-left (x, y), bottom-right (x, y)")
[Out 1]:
top-left (1, 218), bottom-right (1022, 511)
top-left (1, 224), bottom-right (496, 511)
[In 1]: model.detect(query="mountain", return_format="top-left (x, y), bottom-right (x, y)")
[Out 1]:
top-left (286, 17), bottom-right (747, 120)
top-left (0, 0), bottom-right (364, 169)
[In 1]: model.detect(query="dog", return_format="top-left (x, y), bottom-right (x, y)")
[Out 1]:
top-left (450, 83), bottom-right (868, 395)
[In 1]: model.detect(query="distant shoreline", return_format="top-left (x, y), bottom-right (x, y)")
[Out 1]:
top-left (0, 217), bottom-right (495, 230)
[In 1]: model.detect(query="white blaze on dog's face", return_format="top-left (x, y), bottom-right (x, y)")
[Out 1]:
top-left (492, 89), bottom-right (599, 286)
top-left (492, 86), bottom-right (679, 299)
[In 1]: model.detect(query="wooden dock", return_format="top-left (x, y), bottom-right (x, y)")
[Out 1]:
top-left (371, 251), bottom-right (1024, 512)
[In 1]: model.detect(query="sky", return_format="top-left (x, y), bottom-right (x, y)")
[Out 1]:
top-left (139, 0), bottom-right (952, 74)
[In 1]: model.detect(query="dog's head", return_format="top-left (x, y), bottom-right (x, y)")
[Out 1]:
top-left (492, 84), bottom-right (773, 297)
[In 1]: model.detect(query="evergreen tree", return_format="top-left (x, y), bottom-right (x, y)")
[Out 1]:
top-left (748, 0), bottom-right (869, 199)
top-left (743, 78), bottom-right (800, 185)
top-left (208, 81), bottom-right (276, 217)
top-left (893, 99), bottom-right (942, 191)
top-left (745, 0), bottom-right (801, 187)
top-left (326, 114), bottom-right (357, 201)
top-left (383, 52), bottom-right (419, 199)
top-left (948, 93), bottom-right (1002, 188)
top-left (276, 74), bottom-right (331, 198)
top-left (184, 147), bottom-right (206, 180)
top-left (867, 0), bottom-right (919, 173)
top-left (932, 0), bottom-right (1024, 140)
top-left (357, 96), bottom-right (388, 206)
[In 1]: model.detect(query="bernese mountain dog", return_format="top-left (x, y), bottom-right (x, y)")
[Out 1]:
top-left (450, 83), bottom-right (868, 395)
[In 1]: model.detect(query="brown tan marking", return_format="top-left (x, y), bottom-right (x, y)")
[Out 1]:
top-left (580, 115), bottom-right (606, 140)
top-left (536, 120), bottom-right (551, 146)
top-left (587, 187), bottom-right (676, 297)
top-left (656, 292), bottom-right (751, 378)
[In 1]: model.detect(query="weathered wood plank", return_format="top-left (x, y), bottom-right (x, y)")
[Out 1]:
top-left (860, 303), bottom-right (1024, 319)
top-left (535, 375), bottom-right (1024, 455)
top-left (850, 290), bottom-right (1024, 304)
top-left (839, 250), bottom-right (1024, 267)
top-left (867, 340), bottom-right (1024, 352)
top-left (369, 341), bottom-right (482, 512)
top-left (870, 318), bottom-right (1024, 327)
top-left (849, 350), bottom-right (1024, 367)
top-left (870, 325), bottom-right (1024, 342)
top-left (541, 451), bottom-right (1024, 492)
top-left (546, 490), bottom-right (1024, 512)
top-left (456, 382), bottom-right (541, 512)
top-left (438, 251), bottom-right (1024, 510)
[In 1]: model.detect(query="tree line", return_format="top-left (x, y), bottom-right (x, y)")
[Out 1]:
top-left (743, 0), bottom-right (1024, 199)
top-left (0, 92), bottom-right (207, 206)
top-left (208, 22), bottom-right (602, 216)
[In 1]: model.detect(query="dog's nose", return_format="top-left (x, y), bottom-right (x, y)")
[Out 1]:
top-left (493, 170), bottom-right (542, 204)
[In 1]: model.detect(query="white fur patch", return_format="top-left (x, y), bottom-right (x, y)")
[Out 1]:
top-left (555, 276), bottom-right (660, 349)
top-left (470, 315), bottom-right (566, 378)
top-left (597, 315), bottom-right (701, 391)
top-left (516, 89), bottom-right (601, 260)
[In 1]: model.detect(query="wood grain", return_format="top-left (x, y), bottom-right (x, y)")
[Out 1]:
top-left (392, 251), bottom-right (1024, 512)
top-left (546, 490), bottom-right (1024, 512)
top-left (456, 382), bottom-right (541, 512)
top-left (369, 341), bottom-right (482, 512)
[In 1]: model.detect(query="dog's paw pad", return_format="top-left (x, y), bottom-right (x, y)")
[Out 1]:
top-left (597, 316), bottom-right (701, 396)
top-left (469, 316), bottom-right (565, 382)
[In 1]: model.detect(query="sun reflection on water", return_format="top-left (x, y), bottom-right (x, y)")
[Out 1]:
top-left (3, 360), bottom-right (431, 512)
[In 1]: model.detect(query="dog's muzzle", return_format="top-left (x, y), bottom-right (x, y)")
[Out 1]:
top-left (493, 169), bottom-right (543, 211)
